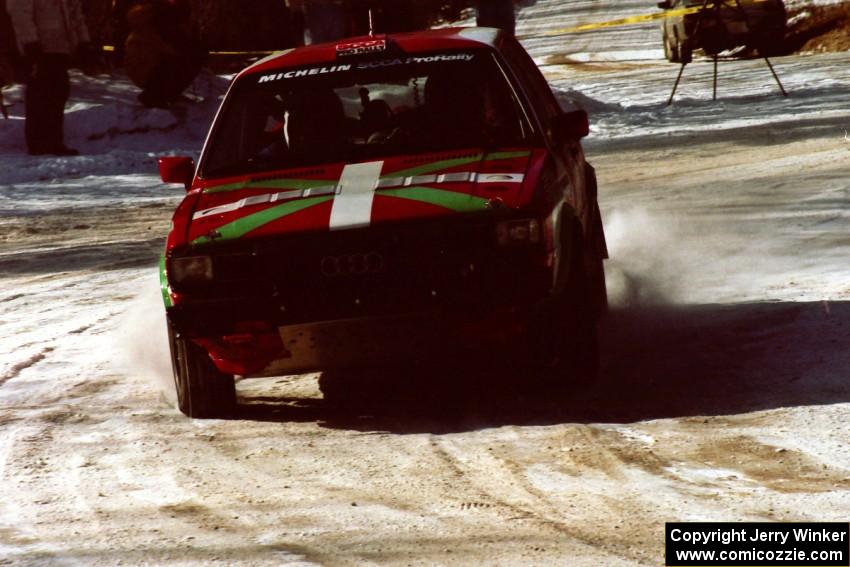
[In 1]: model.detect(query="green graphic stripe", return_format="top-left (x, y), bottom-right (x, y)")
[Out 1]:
top-left (387, 150), bottom-right (531, 179)
top-left (379, 187), bottom-right (489, 213)
top-left (388, 155), bottom-right (483, 179)
top-left (483, 150), bottom-right (532, 161)
top-left (205, 178), bottom-right (336, 194)
top-left (192, 196), bottom-right (333, 245)
top-left (159, 254), bottom-right (173, 308)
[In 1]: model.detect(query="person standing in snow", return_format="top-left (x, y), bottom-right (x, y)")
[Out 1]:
top-left (0, 1), bottom-right (17, 96)
top-left (122, 0), bottom-right (205, 108)
top-left (7, 0), bottom-right (92, 155)
top-left (349, 0), bottom-right (421, 35)
top-left (0, 19), bottom-right (13, 119)
top-left (109, 0), bottom-right (132, 65)
top-left (476, 0), bottom-right (516, 36)
top-left (304, 0), bottom-right (348, 44)
top-left (289, 0), bottom-right (306, 46)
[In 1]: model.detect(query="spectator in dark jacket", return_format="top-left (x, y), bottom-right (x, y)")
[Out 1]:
top-left (123, 0), bottom-right (205, 108)
top-left (476, 0), bottom-right (516, 36)
top-left (0, 3), bottom-right (14, 119)
top-left (7, 0), bottom-right (92, 155)
top-left (304, 0), bottom-right (347, 44)
top-left (289, 0), bottom-right (306, 46)
top-left (110, 0), bottom-right (132, 64)
top-left (0, 1), bottom-right (17, 90)
top-left (349, 0), bottom-right (421, 35)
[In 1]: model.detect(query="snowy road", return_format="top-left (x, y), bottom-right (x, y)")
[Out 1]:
top-left (1, 1), bottom-right (849, 565)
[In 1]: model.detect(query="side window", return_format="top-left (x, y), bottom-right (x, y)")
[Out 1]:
top-left (500, 38), bottom-right (561, 126)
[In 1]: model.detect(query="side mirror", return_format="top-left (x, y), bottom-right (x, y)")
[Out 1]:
top-left (159, 156), bottom-right (195, 191)
top-left (551, 110), bottom-right (589, 143)
top-left (657, 1), bottom-right (672, 9)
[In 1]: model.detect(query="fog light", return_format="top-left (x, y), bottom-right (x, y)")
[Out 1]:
top-left (169, 256), bottom-right (213, 284)
top-left (496, 219), bottom-right (541, 246)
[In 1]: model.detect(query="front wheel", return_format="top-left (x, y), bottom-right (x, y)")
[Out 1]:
top-left (584, 163), bottom-right (608, 320)
top-left (168, 319), bottom-right (237, 418)
top-left (531, 224), bottom-right (600, 389)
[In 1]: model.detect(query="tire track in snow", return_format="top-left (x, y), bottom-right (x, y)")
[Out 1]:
top-left (430, 431), bottom-right (654, 565)
top-left (0, 347), bottom-right (55, 386)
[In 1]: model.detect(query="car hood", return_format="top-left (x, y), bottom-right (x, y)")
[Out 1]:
top-left (186, 148), bottom-right (538, 246)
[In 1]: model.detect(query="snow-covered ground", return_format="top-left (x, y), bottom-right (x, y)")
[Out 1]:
top-left (0, 1), bottom-right (848, 564)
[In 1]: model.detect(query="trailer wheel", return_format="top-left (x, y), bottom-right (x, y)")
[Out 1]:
top-left (664, 30), bottom-right (681, 62)
top-left (679, 35), bottom-right (693, 64)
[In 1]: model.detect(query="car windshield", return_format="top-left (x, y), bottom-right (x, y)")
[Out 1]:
top-left (201, 49), bottom-right (531, 178)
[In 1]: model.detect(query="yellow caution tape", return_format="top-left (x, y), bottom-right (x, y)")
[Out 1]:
top-left (518, 6), bottom-right (698, 38)
top-left (518, 0), bottom-right (774, 39)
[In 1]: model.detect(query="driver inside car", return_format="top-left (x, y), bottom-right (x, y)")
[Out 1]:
top-left (286, 87), bottom-right (349, 160)
top-left (423, 64), bottom-right (517, 148)
top-left (254, 87), bottom-right (349, 164)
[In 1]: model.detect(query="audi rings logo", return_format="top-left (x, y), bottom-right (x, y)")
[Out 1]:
top-left (320, 252), bottom-right (385, 277)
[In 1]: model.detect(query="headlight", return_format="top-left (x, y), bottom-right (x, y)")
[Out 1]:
top-left (495, 219), bottom-right (541, 246)
top-left (169, 255), bottom-right (213, 284)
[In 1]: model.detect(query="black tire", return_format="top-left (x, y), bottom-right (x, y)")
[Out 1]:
top-left (168, 319), bottom-right (237, 419)
top-left (679, 36), bottom-right (693, 64)
top-left (584, 163), bottom-right (608, 320)
top-left (558, 226), bottom-right (601, 386)
top-left (586, 208), bottom-right (608, 321)
top-left (318, 369), bottom-right (352, 409)
top-left (532, 222), bottom-right (600, 389)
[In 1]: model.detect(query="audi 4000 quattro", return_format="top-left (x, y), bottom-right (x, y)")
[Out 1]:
top-left (159, 28), bottom-right (608, 418)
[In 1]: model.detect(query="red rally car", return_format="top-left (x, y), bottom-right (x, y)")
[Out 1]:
top-left (159, 27), bottom-right (608, 418)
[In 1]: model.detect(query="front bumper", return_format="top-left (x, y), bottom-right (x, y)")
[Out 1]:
top-left (167, 219), bottom-right (553, 375)
top-left (208, 311), bottom-right (529, 377)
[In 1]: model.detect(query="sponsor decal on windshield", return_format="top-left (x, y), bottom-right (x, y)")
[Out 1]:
top-left (357, 53), bottom-right (476, 69)
top-left (336, 39), bottom-right (387, 56)
top-left (257, 53), bottom-right (477, 83)
top-left (259, 64), bottom-right (353, 83)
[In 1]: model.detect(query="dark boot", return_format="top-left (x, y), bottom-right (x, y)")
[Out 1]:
top-left (25, 54), bottom-right (72, 155)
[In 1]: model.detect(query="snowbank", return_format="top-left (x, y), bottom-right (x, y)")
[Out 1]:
top-left (0, 70), bottom-right (228, 184)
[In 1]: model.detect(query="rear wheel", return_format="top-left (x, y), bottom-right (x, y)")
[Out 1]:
top-left (168, 319), bottom-right (237, 418)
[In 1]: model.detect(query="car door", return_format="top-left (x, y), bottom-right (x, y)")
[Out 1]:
top-left (499, 38), bottom-right (588, 232)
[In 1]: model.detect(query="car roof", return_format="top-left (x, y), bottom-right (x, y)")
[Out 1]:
top-left (239, 27), bottom-right (504, 79)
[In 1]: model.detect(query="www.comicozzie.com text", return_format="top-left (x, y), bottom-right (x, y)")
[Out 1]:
top-left (669, 526), bottom-right (848, 546)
